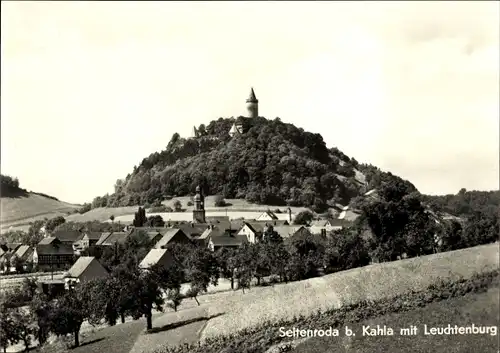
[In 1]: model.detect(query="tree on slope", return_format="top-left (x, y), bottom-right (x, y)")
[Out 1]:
top-left (183, 245), bottom-right (219, 305)
top-left (133, 207), bottom-right (147, 227)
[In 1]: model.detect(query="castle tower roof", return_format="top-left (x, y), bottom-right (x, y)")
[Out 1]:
top-left (246, 87), bottom-right (258, 103)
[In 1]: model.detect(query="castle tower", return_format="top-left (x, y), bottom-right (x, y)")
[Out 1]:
top-left (246, 87), bottom-right (258, 119)
top-left (192, 185), bottom-right (206, 223)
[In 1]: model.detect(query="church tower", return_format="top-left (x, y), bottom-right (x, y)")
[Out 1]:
top-left (192, 185), bottom-right (206, 224)
top-left (246, 87), bottom-right (258, 118)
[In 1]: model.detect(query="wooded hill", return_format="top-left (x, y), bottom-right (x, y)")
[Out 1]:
top-left (89, 117), bottom-right (417, 211)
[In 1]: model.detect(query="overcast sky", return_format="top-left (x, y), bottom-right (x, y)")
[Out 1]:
top-left (1, 1), bottom-right (498, 204)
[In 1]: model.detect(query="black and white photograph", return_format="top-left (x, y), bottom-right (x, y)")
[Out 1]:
top-left (1, 1), bottom-right (499, 352)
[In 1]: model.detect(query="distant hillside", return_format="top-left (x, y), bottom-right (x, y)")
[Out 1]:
top-left (0, 174), bottom-right (80, 230)
top-left (90, 117), bottom-right (417, 211)
top-left (422, 189), bottom-right (500, 219)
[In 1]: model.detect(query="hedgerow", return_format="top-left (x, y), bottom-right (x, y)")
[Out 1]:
top-left (155, 269), bottom-right (499, 353)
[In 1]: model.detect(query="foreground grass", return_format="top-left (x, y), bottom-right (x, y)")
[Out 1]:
top-left (290, 287), bottom-right (499, 353)
top-left (201, 243), bottom-right (499, 340)
top-left (157, 269), bottom-right (499, 353)
top-left (36, 319), bottom-right (149, 353)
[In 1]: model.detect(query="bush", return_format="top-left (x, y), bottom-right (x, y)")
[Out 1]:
top-left (293, 211), bottom-right (314, 225)
top-left (187, 201), bottom-right (194, 206)
top-left (173, 200), bottom-right (182, 212)
top-left (150, 205), bottom-right (169, 213)
top-left (214, 195), bottom-right (227, 207)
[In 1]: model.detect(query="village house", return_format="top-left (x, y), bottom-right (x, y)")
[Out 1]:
top-left (73, 231), bottom-right (102, 254)
top-left (64, 256), bottom-right (109, 289)
top-left (271, 225), bottom-right (311, 240)
top-left (139, 248), bottom-right (177, 270)
top-left (309, 219), bottom-right (349, 236)
top-left (237, 222), bottom-right (267, 243)
top-left (238, 219), bottom-right (293, 243)
top-left (256, 208), bottom-right (293, 222)
top-left (0, 242), bottom-right (22, 255)
top-left (127, 227), bottom-right (165, 245)
top-left (33, 238), bottom-right (75, 271)
top-left (95, 232), bottom-right (130, 247)
top-left (52, 230), bottom-right (83, 246)
top-left (338, 206), bottom-right (361, 222)
top-left (11, 245), bottom-right (34, 269)
top-left (175, 223), bottom-right (209, 239)
top-left (154, 228), bottom-right (191, 249)
top-left (207, 233), bottom-right (247, 252)
top-left (0, 243), bottom-right (21, 272)
top-left (198, 225), bottom-right (226, 246)
top-left (255, 210), bottom-right (279, 222)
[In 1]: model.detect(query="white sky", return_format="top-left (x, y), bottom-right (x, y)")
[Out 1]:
top-left (1, 1), bottom-right (499, 204)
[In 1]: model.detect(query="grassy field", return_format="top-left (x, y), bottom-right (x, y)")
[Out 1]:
top-left (1, 193), bottom-right (80, 229)
top-left (11, 244), bottom-right (498, 353)
top-left (66, 198), bottom-right (307, 223)
top-left (1, 192), bottom-right (309, 233)
top-left (290, 287), bottom-right (499, 353)
top-left (200, 243), bottom-right (499, 341)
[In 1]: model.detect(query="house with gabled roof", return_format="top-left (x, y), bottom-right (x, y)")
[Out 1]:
top-left (33, 238), bottom-right (75, 271)
top-left (127, 227), bottom-right (165, 244)
top-left (95, 232), bottom-right (129, 246)
top-left (309, 219), bottom-right (349, 235)
top-left (38, 237), bottom-right (58, 246)
top-left (154, 228), bottom-right (191, 249)
top-left (176, 223), bottom-right (210, 239)
top-left (64, 256), bottom-right (108, 289)
top-left (12, 245), bottom-right (34, 263)
top-left (139, 249), bottom-right (176, 270)
top-left (255, 210), bottom-right (279, 221)
top-left (73, 232), bottom-right (102, 254)
top-left (237, 222), bottom-right (266, 243)
top-left (272, 225), bottom-right (311, 240)
top-left (52, 230), bottom-right (83, 245)
top-left (207, 233), bottom-right (247, 252)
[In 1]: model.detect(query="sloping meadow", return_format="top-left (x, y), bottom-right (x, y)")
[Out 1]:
top-left (200, 243), bottom-right (499, 341)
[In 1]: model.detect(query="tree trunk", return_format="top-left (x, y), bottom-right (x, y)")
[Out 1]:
top-left (230, 277), bottom-right (234, 290)
top-left (257, 277), bottom-right (261, 286)
top-left (194, 296), bottom-right (200, 306)
top-left (74, 329), bottom-right (80, 347)
top-left (121, 312), bottom-right (125, 323)
top-left (146, 310), bottom-right (153, 331)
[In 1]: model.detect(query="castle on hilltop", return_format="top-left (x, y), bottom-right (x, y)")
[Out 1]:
top-left (190, 87), bottom-right (259, 139)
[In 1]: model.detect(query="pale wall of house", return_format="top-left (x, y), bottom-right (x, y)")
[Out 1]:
top-left (237, 225), bottom-right (256, 243)
top-left (256, 213), bottom-right (274, 221)
top-left (309, 225), bottom-right (343, 234)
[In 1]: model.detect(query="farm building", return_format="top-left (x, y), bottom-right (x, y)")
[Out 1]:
top-left (33, 238), bottom-right (75, 271)
top-left (139, 248), bottom-right (176, 270)
top-left (154, 228), bottom-right (191, 249)
top-left (64, 256), bottom-right (109, 289)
